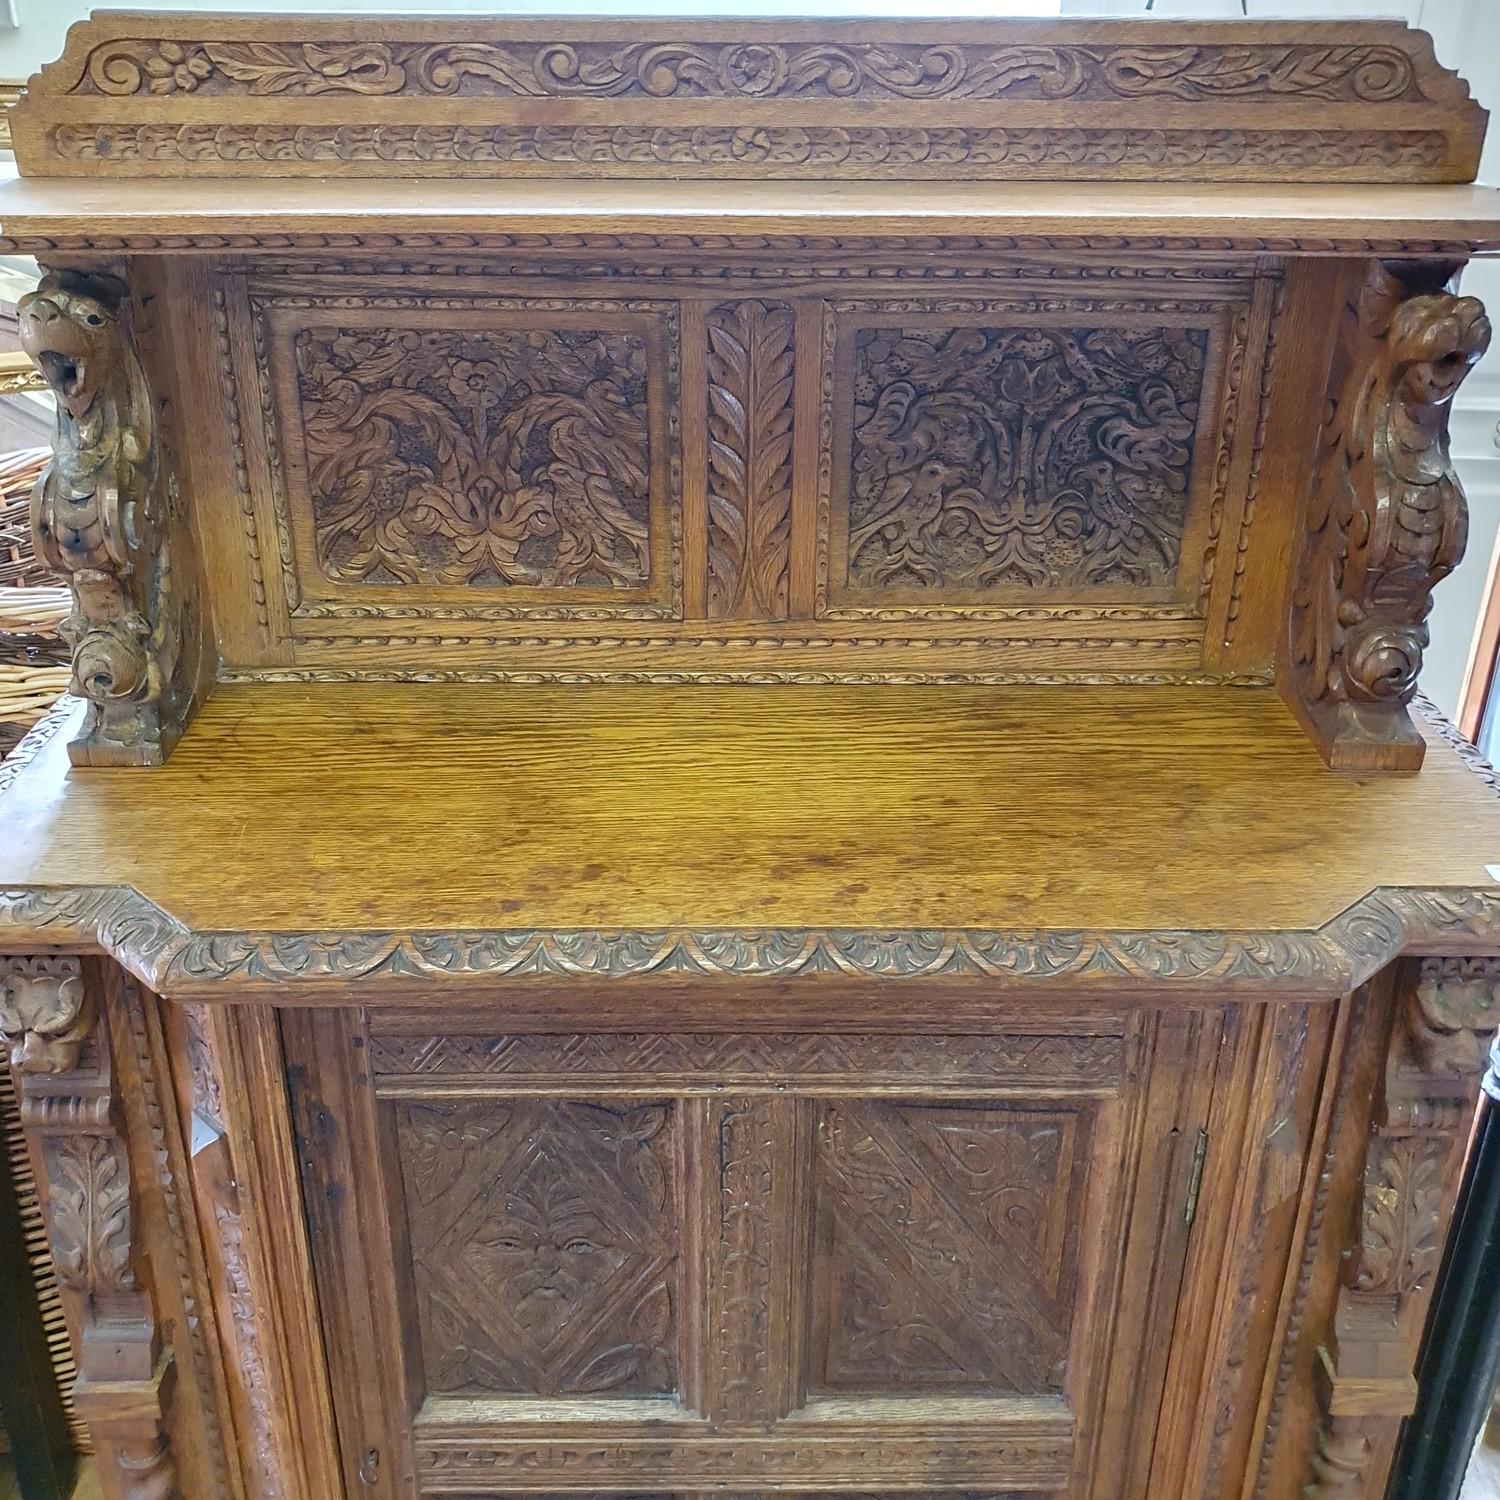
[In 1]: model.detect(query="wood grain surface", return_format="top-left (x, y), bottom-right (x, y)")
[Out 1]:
top-left (2, 177), bottom-right (1500, 252)
top-left (3, 683), bottom-right (1500, 936)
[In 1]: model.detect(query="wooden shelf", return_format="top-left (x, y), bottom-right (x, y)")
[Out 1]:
top-left (3, 683), bottom-right (1500, 999)
top-left (2, 174), bottom-right (1500, 252)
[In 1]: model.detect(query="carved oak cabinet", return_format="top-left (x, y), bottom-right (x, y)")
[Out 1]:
top-left (5, 13), bottom-right (1500, 1500)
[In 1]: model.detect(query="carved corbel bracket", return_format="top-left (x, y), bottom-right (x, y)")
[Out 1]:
top-left (19, 268), bottom-right (207, 767)
top-left (1305, 958), bottom-right (1500, 1497)
top-left (1286, 260), bottom-right (1491, 773)
top-left (0, 955), bottom-right (180, 1497)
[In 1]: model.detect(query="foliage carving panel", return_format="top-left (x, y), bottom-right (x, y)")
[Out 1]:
top-left (395, 1098), bottom-right (679, 1398)
top-left (835, 316), bottom-right (1213, 602)
top-left (292, 322), bottom-right (654, 591)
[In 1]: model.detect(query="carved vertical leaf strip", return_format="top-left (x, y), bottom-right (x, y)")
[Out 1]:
top-left (20, 268), bottom-right (207, 767)
top-left (705, 299), bottom-right (795, 621)
top-left (1304, 958), bottom-right (1500, 1497)
top-left (1287, 260), bottom-right (1490, 771)
top-left (0, 955), bottom-right (180, 1497)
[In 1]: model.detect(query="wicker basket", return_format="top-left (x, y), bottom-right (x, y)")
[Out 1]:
top-left (0, 447), bottom-right (67, 756)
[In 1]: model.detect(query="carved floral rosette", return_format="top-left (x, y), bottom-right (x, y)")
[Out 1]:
top-left (20, 269), bottom-right (199, 767)
top-left (1288, 261), bottom-right (1490, 771)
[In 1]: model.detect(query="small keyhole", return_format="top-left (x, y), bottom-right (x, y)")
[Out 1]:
top-left (359, 1447), bottom-right (381, 1486)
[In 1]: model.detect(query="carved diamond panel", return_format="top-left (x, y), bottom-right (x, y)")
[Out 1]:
top-left (394, 1098), bottom-right (679, 1397)
top-left (828, 304), bottom-right (1226, 610)
top-left (811, 1101), bottom-right (1087, 1395)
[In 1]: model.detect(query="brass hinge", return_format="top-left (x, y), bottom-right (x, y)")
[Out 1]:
top-left (1184, 1127), bottom-right (1209, 1227)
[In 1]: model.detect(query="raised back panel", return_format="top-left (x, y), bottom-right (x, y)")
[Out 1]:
top-left (13, 14), bottom-right (1486, 181)
top-left (199, 253), bottom-right (1281, 684)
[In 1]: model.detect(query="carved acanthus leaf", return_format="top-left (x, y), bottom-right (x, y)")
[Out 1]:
top-left (706, 299), bottom-right (795, 620)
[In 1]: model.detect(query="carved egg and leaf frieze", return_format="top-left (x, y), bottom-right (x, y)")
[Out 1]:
top-left (234, 271), bottom-right (1261, 676)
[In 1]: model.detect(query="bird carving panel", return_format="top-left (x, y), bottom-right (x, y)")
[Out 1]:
top-left (837, 317), bottom-right (1213, 601)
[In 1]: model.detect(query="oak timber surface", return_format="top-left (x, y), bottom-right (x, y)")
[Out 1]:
top-left (2, 175), bottom-right (1500, 249)
top-left (1, 684), bottom-right (1499, 936)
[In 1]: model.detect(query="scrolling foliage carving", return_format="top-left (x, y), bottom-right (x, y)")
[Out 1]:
top-left (1304, 958), bottom-right (1500, 1497)
top-left (20, 269), bottom-right (205, 767)
top-left (0, 956), bottom-right (179, 1498)
top-left (1287, 260), bottom-right (1490, 771)
top-left (78, 38), bottom-right (1432, 103)
top-left (845, 322), bottom-right (1206, 595)
top-left (14, 17), bottom-right (1484, 181)
top-left (294, 323), bottom-right (653, 590)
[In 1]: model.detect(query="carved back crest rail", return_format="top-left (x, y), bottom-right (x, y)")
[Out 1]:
top-left (12, 15), bottom-right (1486, 182)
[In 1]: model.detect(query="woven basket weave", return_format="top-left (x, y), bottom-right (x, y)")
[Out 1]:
top-left (0, 446), bottom-right (68, 757)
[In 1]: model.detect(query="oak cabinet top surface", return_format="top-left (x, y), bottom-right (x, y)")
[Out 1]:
top-left (3, 684), bottom-right (1500, 984)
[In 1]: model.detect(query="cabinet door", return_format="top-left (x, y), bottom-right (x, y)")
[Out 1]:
top-left (283, 1005), bottom-right (1221, 1499)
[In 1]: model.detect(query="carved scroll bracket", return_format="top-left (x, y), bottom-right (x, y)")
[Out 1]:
top-left (1286, 260), bottom-right (1490, 773)
top-left (20, 268), bottom-right (207, 767)
top-left (0, 954), bottom-right (180, 1497)
top-left (1305, 958), bottom-right (1500, 1496)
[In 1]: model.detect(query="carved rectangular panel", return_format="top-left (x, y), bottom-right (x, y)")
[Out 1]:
top-left (809, 1101), bottom-right (1087, 1396)
top-left (15, 15), bottom-right (1484, 181)
top-left (823, 300), bottom-right (1231, 615)
top-left (393, 1098), bottom-right (680, 1398)
top-left (203, 260), bottom-right (1285, 681)
top-left (254, 288), bottom-right (680, 623)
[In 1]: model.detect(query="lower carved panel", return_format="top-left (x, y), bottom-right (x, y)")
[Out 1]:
top-left (424, 1491), bottom-right (1044, 1500)
top-left (412, 1434), bottom-right (1072, 1491)
top-left (811, 1101), bottom-right (1085, 1396)
top-left (395, 1098), bottom-right (681, 1399)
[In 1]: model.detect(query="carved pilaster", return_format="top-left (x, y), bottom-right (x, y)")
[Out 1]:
top-left (1305, 958), bottom-right (1500, 1497)
top-left (0, 955), bottom-right (180, 1498)
top-left (19, 268), bottom-right (208, 766)
top-left (1286, 260), bottom-right (1490, 772)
